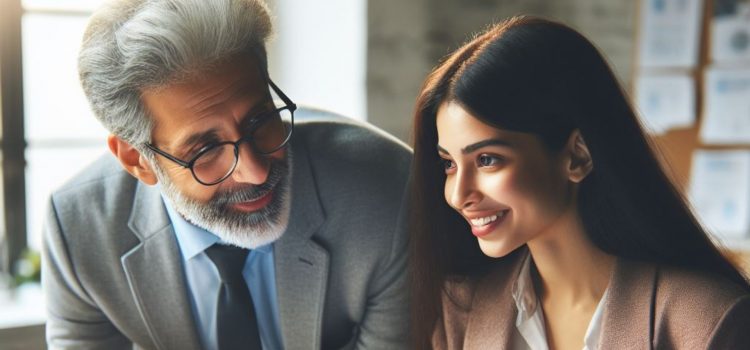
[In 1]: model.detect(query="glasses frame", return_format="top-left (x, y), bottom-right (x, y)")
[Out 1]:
top-left (145, 79), bottom-right (297, 186)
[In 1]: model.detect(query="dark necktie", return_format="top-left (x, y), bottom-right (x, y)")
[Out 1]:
top-left (205, 244), bottom-right (262, 350)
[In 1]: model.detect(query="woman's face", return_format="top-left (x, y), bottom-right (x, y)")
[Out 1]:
top-left (436, 101), bottom-right (577, 258)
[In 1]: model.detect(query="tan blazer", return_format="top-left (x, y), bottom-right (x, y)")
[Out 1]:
top-left (433, 248), bottom-right (750, 349)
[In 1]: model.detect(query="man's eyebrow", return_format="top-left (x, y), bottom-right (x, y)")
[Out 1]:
top-left (437, 138), bottom-right (514, 156)
top-left (243, 99), bottom-right (275, 123)
top-left (178, 128), bottom-right (220, 155)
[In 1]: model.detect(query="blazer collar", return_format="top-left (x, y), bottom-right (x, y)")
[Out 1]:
top-left (463, 249), bottom-right (658, 350)
top-left (273, 139), bottom-right (329, 349)
top-left (464, 248), bottom-right (528, 349)
top-left (122, 181), bottom-right (203, 350)
top-left (599, 258), bottom-right (657, 350)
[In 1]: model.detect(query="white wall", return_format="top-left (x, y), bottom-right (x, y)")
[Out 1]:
top-left (267, 0), bottom-right (367, 121)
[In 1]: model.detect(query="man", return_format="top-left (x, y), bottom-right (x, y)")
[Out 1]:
top-left (42, 0), bottom-right (411, 349)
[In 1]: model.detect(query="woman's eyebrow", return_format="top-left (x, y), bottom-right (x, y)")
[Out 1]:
top-left (437, 138), bottom-right (513, 155)
top-left (461, 139), bottom-right (513, 154)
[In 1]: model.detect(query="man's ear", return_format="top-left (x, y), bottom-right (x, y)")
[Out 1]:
top-left (564, 129), bottom-right (593, 183)
top-left (107, 135), bottom-right (158, 185)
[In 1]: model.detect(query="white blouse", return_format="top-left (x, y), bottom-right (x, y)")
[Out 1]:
top-left (510, 254), bottom-right (609, 350)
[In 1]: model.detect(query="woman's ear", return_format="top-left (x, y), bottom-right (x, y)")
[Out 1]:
top-left (107, 134), bottom-right (158, 185)
top-left (565, 129), bottom-right (593, 183)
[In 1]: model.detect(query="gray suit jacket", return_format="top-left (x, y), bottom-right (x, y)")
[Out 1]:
top-left (434, 248), bottom-right (750, 349)
top-left (42, 109), bottom-right (412, 350)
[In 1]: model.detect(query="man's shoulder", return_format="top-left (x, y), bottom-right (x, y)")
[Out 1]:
top-left (294, 107), bottom-right (410, 152)
top-left (54, 153), bottom-right (133, 194)
top-left (293, 107), bottom-right (412, 179)
top-left (50, 153), bottom-right (139, 219)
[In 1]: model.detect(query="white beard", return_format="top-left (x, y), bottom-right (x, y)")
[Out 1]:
top-left (154, 150), bottom-right (293, 249)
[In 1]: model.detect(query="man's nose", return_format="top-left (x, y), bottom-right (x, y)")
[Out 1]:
top-left (231, 142), bottom-right (270, 185)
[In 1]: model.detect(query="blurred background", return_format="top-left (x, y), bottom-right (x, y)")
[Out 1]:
top-left (1, 0), bottom-right (749, 348)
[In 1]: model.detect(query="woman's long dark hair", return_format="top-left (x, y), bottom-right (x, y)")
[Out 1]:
top-left (410, 16), bottom-right (750, 349)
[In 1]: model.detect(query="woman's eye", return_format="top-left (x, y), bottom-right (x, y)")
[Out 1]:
top-left (477, 154), bottom-right (501, 167)
top-left (440, 159), bottom-right (456, 172)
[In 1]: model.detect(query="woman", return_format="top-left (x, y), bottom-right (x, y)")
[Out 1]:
top-left (410, 16), bottom-right (750, 349)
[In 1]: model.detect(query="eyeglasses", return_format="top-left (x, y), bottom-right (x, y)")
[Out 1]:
top-left (145, 79), bottom-right (296, 186)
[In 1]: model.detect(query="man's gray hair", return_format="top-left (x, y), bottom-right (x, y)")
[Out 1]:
top-left (79, 0), bottom-right (273, 147)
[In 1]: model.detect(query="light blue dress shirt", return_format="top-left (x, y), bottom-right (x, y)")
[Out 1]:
top-left (163, 198), bottom-right (283, 350)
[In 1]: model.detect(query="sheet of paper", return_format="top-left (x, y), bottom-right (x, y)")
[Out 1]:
top-left (689, 150), bottom-right (750, 240)
top-left (711, 1), bottom-right (750, 64)
top-left (700, 67), bottom-right (750, 144)
top-left (634, 73), bottom-right (696, 134)
top-left (638, 0), bottom-right (703, 68)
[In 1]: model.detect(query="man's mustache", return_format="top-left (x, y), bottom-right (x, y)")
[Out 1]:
top-left (210, 160), bottom-right (288, 206)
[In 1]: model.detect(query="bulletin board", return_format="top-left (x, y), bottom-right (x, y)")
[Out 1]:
top-left (634, 0), bottom-right (750, 272)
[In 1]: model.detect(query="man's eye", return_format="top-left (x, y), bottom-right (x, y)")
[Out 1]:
top-left (477, 154), bottom-right (501, 167)
top-left (187, 142), bottom-right (217, 160)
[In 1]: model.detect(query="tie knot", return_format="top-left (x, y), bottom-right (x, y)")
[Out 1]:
top-left (205, 244), bottom-right (250, 283)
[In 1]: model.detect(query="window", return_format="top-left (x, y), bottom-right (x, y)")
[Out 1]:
top-left (23, 1), bottom-right (110, 253)
top-left (0, 0), bottom-right (109, 276)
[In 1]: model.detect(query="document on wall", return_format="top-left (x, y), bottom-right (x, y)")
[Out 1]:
top-left (689, 150), bottom-right (750, 240)
top-left (711, 0), bottom-right (750, 64)
top-left (634, 73), bottom-right (695, 134)
top-left (700, 67), bottom-right (750, 144)
top-left (638, 0), bottom-right (703, 68)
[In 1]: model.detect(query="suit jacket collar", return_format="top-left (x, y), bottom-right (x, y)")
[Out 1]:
top-left (464, 249), bottom-right (658, 350)
top-left (122, 181), bottom-right (203, 350)
top-left (273, 140), bottom-right (329, 349)
top-left (122, 138), bottom-right (329, 349)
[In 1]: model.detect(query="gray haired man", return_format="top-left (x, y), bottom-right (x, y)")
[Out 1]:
top-left (42, 0), bottom-right (411, 349)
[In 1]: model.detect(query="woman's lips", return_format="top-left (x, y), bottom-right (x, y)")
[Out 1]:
top-left (468, 210), bottom-right (509, 237)
top-left (230, 190), bottom-right (274, 212)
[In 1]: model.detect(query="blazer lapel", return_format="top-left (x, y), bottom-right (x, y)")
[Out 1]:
top-left (599, 258), bottom-right (657, 350)
top-left (121, 182), bottom-right (202, 350)
top-left (464, 249), bottom-right (527, 350)
top-left (274, 144), bottom-right (329, 349)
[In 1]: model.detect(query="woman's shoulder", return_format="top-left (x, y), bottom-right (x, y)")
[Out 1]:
top-left (652, 263), bottom-right (750, 347)
top-left (655, 263), bottom-right (748, 310)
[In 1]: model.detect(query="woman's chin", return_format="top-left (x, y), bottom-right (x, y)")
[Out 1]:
top-left (477, 238), bottom-right (522, 258)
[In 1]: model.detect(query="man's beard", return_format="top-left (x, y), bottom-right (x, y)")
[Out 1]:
top-left (155, 150), bottom-right (293, 249)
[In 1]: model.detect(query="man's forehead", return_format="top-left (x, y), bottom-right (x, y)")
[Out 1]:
top-left (142, 55), bottom-right (271, 148)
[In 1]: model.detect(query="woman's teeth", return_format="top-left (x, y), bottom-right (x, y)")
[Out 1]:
top-left (469, 211), bottom-right (506, 227)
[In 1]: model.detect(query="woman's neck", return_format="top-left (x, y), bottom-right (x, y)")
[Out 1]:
top-left (527, 209), bottom-right (615, 307)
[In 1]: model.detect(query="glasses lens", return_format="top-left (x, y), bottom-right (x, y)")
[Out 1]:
top-left (192, 143), bottom-right (237, 184)
top-left (253, 108), bottom-right (293, 154)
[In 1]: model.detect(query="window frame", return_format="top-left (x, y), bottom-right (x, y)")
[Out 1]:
top-left (1, 0), bottom-right (28, 275)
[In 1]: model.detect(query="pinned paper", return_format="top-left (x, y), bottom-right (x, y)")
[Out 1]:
top-left (700, 67), bottom-right (750, 144)
top-left (689, 150), bottom-right (750, 240)
top-left (638, 0), bottom-right (703, 68)
top-left (711, 0), bottom-right (750, 64)
top-left (634, 73), bottom-right (696, 134)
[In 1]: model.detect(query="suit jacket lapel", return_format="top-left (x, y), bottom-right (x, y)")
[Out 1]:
top-left (464, 249), bottom-right (527, 350)
top-left (599, 258), bottom-right (657, 350)
top-left (274, 144), bottom-right (329, 349)
top-left (121, 182), bottom-right (203, 350)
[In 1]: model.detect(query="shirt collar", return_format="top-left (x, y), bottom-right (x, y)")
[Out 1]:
top-left (512, 253), bottom-right (539, 324)
top-left (511, 252), bottom-right (610, 350)
top-left (161, 194), bottom-right (272, 261)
